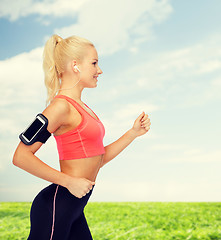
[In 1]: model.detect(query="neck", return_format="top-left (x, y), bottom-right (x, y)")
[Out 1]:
top-left (57, 87), bottom-right (84, 102)
top-left (58, 72), bottom-right (84, 101)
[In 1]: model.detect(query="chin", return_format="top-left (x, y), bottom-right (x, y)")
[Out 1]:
top-left (91, 81), bottom-right (98, 88)
top-left (86, 83), bottom-right (97, 89)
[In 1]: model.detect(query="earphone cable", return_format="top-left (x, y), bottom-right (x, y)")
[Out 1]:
top-left (57, 73), bottom-right (81, 92)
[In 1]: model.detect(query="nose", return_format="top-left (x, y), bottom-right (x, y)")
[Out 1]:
top-left (97, 65), bottom-right (103, 75)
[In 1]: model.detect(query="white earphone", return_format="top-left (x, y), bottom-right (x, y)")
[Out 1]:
top-left (74, 65), bottom-right (81, 72)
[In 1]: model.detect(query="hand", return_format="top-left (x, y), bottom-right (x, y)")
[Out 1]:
top-left (66, 177), bottom-right (95, 198)
top-left (131, 112), bottom-right (151, 137)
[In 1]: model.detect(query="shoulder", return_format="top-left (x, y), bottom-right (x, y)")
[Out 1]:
top-left (42, 97), bottom-right (70, 133)
top-left (44, 97), bottom-right (70, 117)
top-left (50, 97), bottom-right (70, 113)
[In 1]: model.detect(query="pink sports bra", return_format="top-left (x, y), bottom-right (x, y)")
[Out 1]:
top-left (53, 95), bottom-right (105, 160)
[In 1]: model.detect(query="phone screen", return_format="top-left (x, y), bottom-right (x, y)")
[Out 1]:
top-left (23, 118), bottom-right (44, 141)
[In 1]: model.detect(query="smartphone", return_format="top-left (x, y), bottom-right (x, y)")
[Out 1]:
top-left (20, 115), bottom-right (46, 144)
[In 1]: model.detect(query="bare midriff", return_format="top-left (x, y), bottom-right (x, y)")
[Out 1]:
top-left (59, 154), bottom-right (104, 182)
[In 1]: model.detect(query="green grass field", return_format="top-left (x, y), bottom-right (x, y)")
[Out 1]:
top-left (1, 202), bottom-right (221, 240)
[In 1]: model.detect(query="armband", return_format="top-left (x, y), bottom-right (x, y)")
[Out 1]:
top-left (19, 113), bottom-right (51, 145)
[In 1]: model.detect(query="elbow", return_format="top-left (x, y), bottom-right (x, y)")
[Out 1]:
top-left (12, 150), bottom-right (20, 167)
top-left (12, 146), bottom-right (25, 167)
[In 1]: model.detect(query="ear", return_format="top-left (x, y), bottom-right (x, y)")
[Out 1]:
top-left (71, 60), bottom-right (78, 72)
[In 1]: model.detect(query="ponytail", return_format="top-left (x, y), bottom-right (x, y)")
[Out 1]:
top-left (43, 34), bottom-right (62, 105)
top-left (43, 34), bottom-right (94, 105)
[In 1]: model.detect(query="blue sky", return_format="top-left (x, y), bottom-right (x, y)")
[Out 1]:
top-left (0, 0), bottom-right (221, 202)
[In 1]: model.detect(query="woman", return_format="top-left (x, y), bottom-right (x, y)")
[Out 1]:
top-left (13, 34), bottom-right (151, 240)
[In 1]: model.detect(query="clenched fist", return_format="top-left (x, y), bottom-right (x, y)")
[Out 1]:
top-left (131, 112), bottom-right (151, 137)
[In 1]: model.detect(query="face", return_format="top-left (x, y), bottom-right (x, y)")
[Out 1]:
top-left (78, 46), bottom-right (103, 88)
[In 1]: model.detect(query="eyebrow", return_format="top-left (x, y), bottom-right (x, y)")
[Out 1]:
top-left (93, 59), bottom-right (98, 61)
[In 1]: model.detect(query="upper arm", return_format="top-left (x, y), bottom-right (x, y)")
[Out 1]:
top-left (15, 99), bottom-right (70, 155)
top-left (42, 98), bottom-right (70, 134)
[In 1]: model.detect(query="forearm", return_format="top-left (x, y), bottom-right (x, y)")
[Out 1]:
top-left (101, 128), bottom-right (137, 167)
top-left (13, 149), bottom-right (72, 188)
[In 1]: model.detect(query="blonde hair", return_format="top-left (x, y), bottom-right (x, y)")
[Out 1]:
top-left (43, 34), bottom-right (94, 104)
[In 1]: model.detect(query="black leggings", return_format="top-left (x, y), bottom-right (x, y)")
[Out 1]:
top-left (27, 183), bottom-right (94, 240)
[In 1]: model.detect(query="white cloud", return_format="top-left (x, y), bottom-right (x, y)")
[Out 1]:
top-left (31, 0), bottom-right (89, 17)
top-left (115, 34), bottom-right (221, 108)
top-left (0, 0), bottom-right (173, 61)
top-left (134, 40), bottom-right (221, 89)
top-left (0, 182), bottom-right (48, 201)
top-left (113, 102), bottom-right (158, 120)
top-left (196, 60), bottom-right (221, 74)
top-left (150, 144), bottom-right (221, 163)
top-left (91, 179), bottom-right (221, 201)
top-left (55, 0), bottom-right (173, 56)
top-left (0, 0), bottom-right (90, 21)
top-left (0, 47), bottom-right (44, 101)
top-left (168, 150), bottom-right (221, 163)
top-left (0, 0), bottom-right (172, 28)
top-left (0, 0), bottom-right (31, 21)
top-left (212, 77), bottom-right (221, 87)
top-left (150, 143), bottom-right (187, 151)
top-left (159, 36), bottom-right (218, 73)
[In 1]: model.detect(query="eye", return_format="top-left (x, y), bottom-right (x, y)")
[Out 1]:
top-left (92, 62), bottom-right (97, 66)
